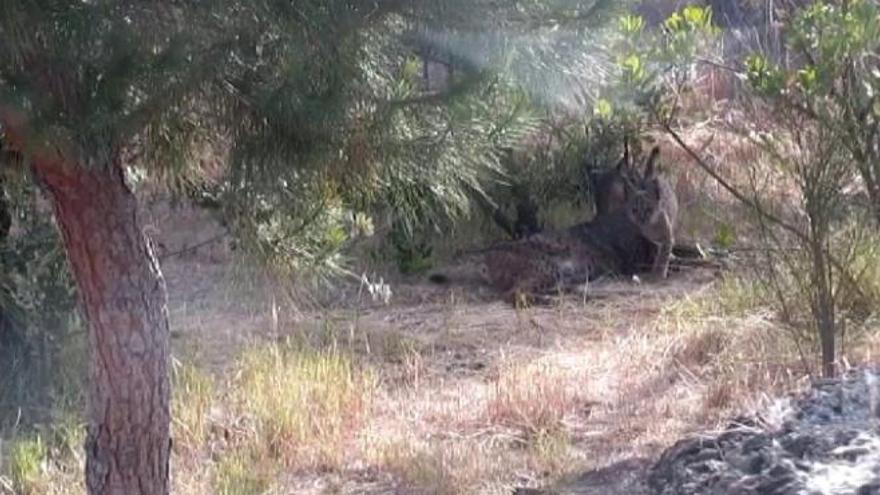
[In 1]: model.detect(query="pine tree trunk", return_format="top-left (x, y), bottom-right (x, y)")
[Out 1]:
top-left (32, 155), bottom-right (171, 495)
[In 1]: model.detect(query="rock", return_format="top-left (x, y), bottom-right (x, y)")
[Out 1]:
top-left (757, 466), bottom-right (797, 494)
top-left (832, 445), bottom-right (871, 462)
top-left (744, 453), bottom-right (767, 474)
top-left (780, 434), bottom-right (826, 458)
top-left (858, 483), bottom-right (880, 495)
top-left (648, 367), bottom-right (880, 495)
top-left (727, 474), bottom-right (761, 492)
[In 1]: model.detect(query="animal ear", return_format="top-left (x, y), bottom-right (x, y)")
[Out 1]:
top-left (644, 146), bottom-right (660, 178)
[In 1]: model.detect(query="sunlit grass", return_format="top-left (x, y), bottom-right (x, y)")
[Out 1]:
top-left (212, 445), bottom-right (276, 495)
top-left (5, 434), bottom-right (47, 495)
top-left (1, 414), bottom-right (85, 495)
top-left (666, 273), bottom-right (768, 320)
top-left (372, 435), bottom-right (507, 495)
top-left (230, 341), bottom-right (376, 470)
top-left (172, 361), bottom-right (216, 454)
top-left (486, 360), bottom-right (586, 438)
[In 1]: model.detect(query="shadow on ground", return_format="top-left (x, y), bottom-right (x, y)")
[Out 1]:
top-left (517, 458), bottom-right (652, 495)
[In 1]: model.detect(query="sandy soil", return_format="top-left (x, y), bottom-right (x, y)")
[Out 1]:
top-left (147, 196), bottom-right (762, 494)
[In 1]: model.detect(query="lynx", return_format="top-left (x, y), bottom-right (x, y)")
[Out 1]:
top-left (574, 146), bottom-right (679, 279)
top-left (623, 147), bottom-right (678, 279)
top-left (590, 140), bottom-right (632, 217)
top-left (566, 209), bottom-right (650, 277)
top-left (429, 232), bottom-right (597, 305)
top-left (429, 146), bottom-right (679, 301)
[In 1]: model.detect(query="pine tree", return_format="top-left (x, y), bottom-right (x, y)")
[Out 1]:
top-left (0, 1), bottom-right (616, 493)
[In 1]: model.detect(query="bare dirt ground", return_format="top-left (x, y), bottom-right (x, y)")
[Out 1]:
top-left (149, 198), bottom-right (788, 494)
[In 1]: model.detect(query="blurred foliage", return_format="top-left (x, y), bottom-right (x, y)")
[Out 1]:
top-left (388, 219), bottom-right (435, 275)
top-left (601, 4), bottom-right (718, 122)
top-left (737, 1), bottom-right (880, 375)
top-left (607, 1), bottom-right (880, 375)
top-left (467, 4), bottom-right (717, 241)
top-left (743, 0), bottom-right (880, 226)
top-left (0, 176), bottom-right (83, 427)
top-left (0, 1), bottom-right (637, 286)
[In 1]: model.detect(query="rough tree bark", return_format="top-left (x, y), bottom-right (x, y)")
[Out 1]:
top-left (31, 153), bottom-right (171, 495)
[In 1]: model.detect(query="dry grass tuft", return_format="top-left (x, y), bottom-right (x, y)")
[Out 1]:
top-left (527, 427), bottom-right (575, 476)
top-left (211, 444), bottom-right (277, 495)
top-left (652, 276), bottom-right (805, 422)
top-left (172, 361), bottom-right (216, 455)
top-left (371, 435), bottom-right (509, 495)
top-left (485, 360), bottom-right (588, 439)
top-left (672, 326), bottom-right (731, 369)
top-left (229, 342), bottom-right (376, 471)
top-left (0, 414), bottom-right (85, 495)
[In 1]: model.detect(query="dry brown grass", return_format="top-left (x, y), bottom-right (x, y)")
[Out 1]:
top-left (9, 122), bottom-right (880, 495)
top-left (171, 361), bottom-right (216, 456)
top-left (10, 247), bottom-right (874, 495)
top-left (0, 416), bottom-right (85, 495)
top-left (370, 435), bottom-right (510, 495)
top-left (485, 358), bottom-right (592, 439)
top-left (229, 343), bottom-right (375, 471)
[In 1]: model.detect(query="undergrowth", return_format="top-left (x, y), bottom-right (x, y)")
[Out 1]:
top-left (4, 269), bottom-right (859, 494)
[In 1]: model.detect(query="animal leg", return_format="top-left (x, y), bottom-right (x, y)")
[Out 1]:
top-left (649, 214), bottom-right (674, 279)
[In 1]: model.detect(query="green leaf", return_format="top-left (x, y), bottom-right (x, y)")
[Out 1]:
top-left (594, 98), bottom-right (613, 118)
top-left (713, 224), bottom-right (736, 250)
top-left (618, 14), bottom-right (644, 34)
top-left (664, 12), bottom-right (683, 33)
top-left (682, 6), bottom-right (712, 30)
top-left (797, 65), bottom-right (818, 93)
top-left (620, 53), bottom-right (646, 82)
top-left (744, 55), bottom-right (785, 96)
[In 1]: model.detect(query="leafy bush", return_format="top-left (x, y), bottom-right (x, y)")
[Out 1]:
top-left (388, 220), bottom-right (435, 275)
top-left (613, 1), bottom-right (880, 376)
top-left (466, 6), bottom-right (717, 241)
